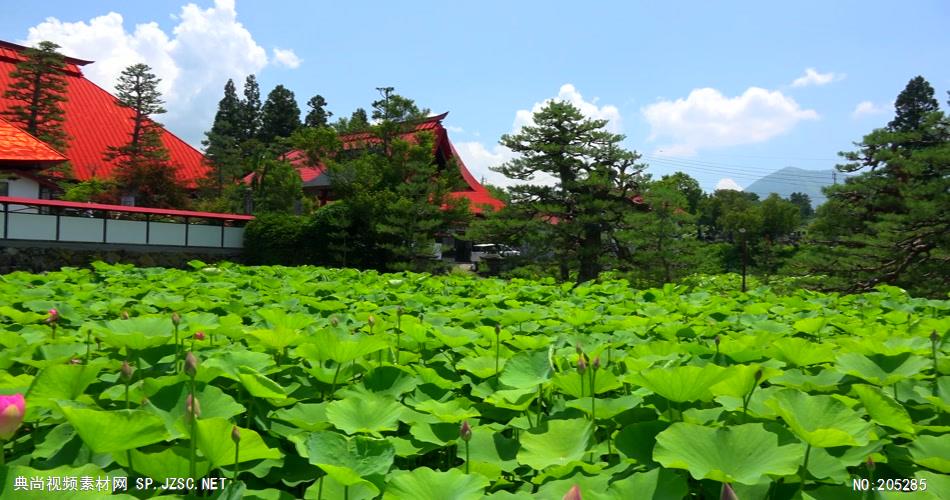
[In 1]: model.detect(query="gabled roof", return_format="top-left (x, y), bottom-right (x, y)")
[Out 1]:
top-left (0, 116), bottom-right (68, 165)
top-left (0, 40), bottom-right (209, 186)
top-left (281, 113), bottom-right (504, 214)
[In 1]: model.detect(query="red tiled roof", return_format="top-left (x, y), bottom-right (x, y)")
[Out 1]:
top-left (281, 113), bottom-right (504, 214)
top-left (0, 40), bottom-right (209, 186)
top-left (0, 116), bottom-right (68, 165)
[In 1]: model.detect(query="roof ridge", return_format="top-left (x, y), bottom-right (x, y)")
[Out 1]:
top-left (0, 39), bottom-right (93, 66)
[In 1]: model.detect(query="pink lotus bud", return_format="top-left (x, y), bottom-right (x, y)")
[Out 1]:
top-left (184, 352), bottom-right (199, 378)
top-left (194, 331), bottom-right (206, 341)
top-left (121, 310), bottom-right (130, 320)
top-left (563, 484), bottom-right (582, 500)
top-left (592, 356), bottom-right (601, 371)
top-left (396, 306), bottom-right (403, 317)
top-left (46, 309), bottom-right (59, 324)
top-left (494, 325), bottom-right (501, 336)
top-left (171, 312), bottom-right (181, 326)
top-left (120, 361), bottom-right (133, 382)
top-left (932, 331), bottom-right (940, 343)
top-left (575, 343), bottom-right (583, 355)
top-left (185, 393), bottom-right (201, 420)
top-left (367, 315), bottom-right (376, 327)
top-left (577, 355), bottom-right (587, 375)
top-left (460, 420), bottom-right (472, 442)
top-left (0, 393), bottom-right (26, 440)
top-left (330, 317), bottom-right (339, 327)
top-left (714, 335), bottom-right (721, 346)
top-left (866, 456), bottom-right (875, 471)
top-left (720, 483), bottom-right (738, 500)
top-left (232, 426), bottom-right (241, 443)
top-left (754, 369), bottom-right (763, 382)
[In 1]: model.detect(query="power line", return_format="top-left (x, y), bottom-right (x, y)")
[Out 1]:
top-left (640, 153), bottom-right (854, 179)
top-left (642, 158), bottom-right (847, 189)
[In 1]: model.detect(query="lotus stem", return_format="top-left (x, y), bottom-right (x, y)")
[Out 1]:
top-left (494, 326), bottom-right (501, 379)
top-left (932, 331), bottom-right (940, 396)
top-left (464, 440), bottom-right (470, 474)
top-left (1, 441), bottom-right (5, 466)
top-left (799, 444), bottom-right (811, 493)
top-left (189, 408), bottom-right (198, 479)
top-left (85, 330), bottom-right (91, 362)
top-left (331, 363), bottom-right (342, 397)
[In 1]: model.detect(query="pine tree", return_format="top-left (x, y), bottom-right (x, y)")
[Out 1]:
top-left (240, 74), bottom-right (262, 142)
top-left (332, 108), bottom-right (371, 134)
top-left (304, 94), bottom-right (332, 128)
top-left (259, 84), bottom-right (301, 142)
top-left (104, 63), bottom-right (187, 208)
top-left (796, 76), bottom-right (949, 296)
top-left (491, 100), bottom-right (645, 283)
top-left (3, 40), bottom-right (71, 179)
top-left (202, 79), bottom-right (243, 194)
top-left (888, 76), bottom-right (939, 133)
top-left (788, 192), bottom-right (814, 219)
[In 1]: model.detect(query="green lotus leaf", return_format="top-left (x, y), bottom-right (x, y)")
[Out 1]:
top-left (608, 467), bottom-right (689, 500)
top-left (630, 364), bottom-right (731, 403)
top-left (653, 422), bottom-right (805, 485)
top-left (271, 403), bottom-right (331, 432)
top-left (771, 337), bottom-right (837, 367)
top-left (303, 431), bottom-right (394, 493)
top-left (237, 365), bottom-right (289, 400)
top-left (457, 356), bottom-right (506, 379)
top-left (411, 397), bottom-right (480, 423)
top-left (565, 394), bottom-right (643, 420)
top-left (98, 316), bottom-right (174, 351)
top-left (484, 387), bottom-right (537, 411)
top-left (118, 446), bottom-right (212, 481)
top-left (455, 427), bottom-right (519, 475)
top-left (383, 467), bottom-right (490, 500)
top-left (516, 418), bottom-right (592, 470)
top-left (26, 361), bottom-right (104, 410)
top-left (835, 352), bottom-right (931, 386)
top-left (196, 417), bottom-right (282, 468)
top-left (553, 370), bottom-right (623, 398)
top-left (709, 364), bottom-right (780, 398)
top-left (907, 435), bottom-right (950, 473)
top-left (766, 388), bottom-right (873, 447)
top-left (852, 384), bottom-right (915, 434)
top-left (326, 393), bottom-right (404, 436)
top-left (59, 405), bottom-right (170, 453)
top-left (361, 366), bottom-right (418, 398)
top-left (499, 351), bottom-right (552, 389)
top-left (306, 332), bottom-right (389, 364)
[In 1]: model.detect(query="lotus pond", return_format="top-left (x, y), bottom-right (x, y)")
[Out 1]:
top-left (0, 262), bottom-right (947, 499)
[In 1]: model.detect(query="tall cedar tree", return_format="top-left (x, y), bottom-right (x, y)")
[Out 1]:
top-left (240, 75), bottom-right (262, 142)
top-left (259, 84), bottom-right (301, 143)
top-left (332, 108), bottom-right (370, 134)
top-left (491, 100), bottom-right (644, 283)
top-left (202, 78), bottom-right (243, 194)
top-left (304, 94), bottom-right (332, 128)
top-left (3, 40), bottom-right (73, 179)
top-left (796, 76), bottom-right (949, 296)
top-left (104, 63), bottom-right (187, 208)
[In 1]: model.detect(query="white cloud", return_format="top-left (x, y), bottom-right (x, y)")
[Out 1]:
top-left (23, 0), bottom-right (276, 147)
top-left (715, 178), bottom-right (743, 191)
top-left (641, 87), bottom-right (819, 156)
top-left (791, 68), bottom-right (843, 87)
top-left (272, 47), bottom-right (301, 69)
top-left (513, 84), bottom-right (622, 133)
top-left (445, 125), bottom-right (464, 134)
top-left (852, 100), bottom-right (886, 118)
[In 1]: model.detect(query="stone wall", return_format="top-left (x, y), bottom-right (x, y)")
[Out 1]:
top-left (0, 244), bottom-right (242, 274)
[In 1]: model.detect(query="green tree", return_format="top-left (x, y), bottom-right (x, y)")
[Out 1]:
top-left (3, 41), bottom-right (70, 154)
top-left (491, 100), bottom-right (645, 283)
top-left (240, 74), bottom-right (262, 142)
top-left (201, 78), bottom-right (243, 195)
top-left (259, 84), bottom-right (301, 142)
top-left (304, 94), bottom-right (332, 128)
top-left (787, 192), bottom-right (814, 219)
top-left (889, 76), bottom-right (939, 133)
top-left (332, 108), bottom-right (370, 134)
top-left (656, 171), bottom-right (703, 214)
top-left (796, 76), bottom-right (950, 296)
top-left (104, 63), bottom-right (187, 208)
top-left (249, 156), bottom-right (304, 214)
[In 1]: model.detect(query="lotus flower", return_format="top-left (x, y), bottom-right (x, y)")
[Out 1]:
top-left (185, 393), bottom-right (201, 420)
top-left (720, 483), bottom-right (738, 500)
top-left (866, 456), bottom-right (875, 471)
top-left (460, 420), bottom-right (472, 442)
top-left (577, 355), bottom-right (587, 375)
top-left (184, 352), bottom-right (199, 377)
top-left (121, 360), bottom-right (134, 382)
top-left (231, 426), bottom-right (241, 443)
top-left (171, 312), bottom-right (181, 326)
top-left (367, 315), bottom-right (376, 328)
top-left (0, 394), bottom-right (25, 440)
top-left (45, 308), bottom-right (59, 324)
top-left (194, 331), bottom-right (206, 341)
top-left (563, 484), bottom-right (582, 500)
top-left (592, 356), bottom-right (601, 371)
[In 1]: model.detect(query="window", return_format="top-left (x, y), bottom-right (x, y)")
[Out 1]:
top-left (0, 181), bottom-right (8, 197)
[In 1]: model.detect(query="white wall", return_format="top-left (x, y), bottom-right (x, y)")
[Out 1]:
top-left (3, 175), bottom-right (41, 213)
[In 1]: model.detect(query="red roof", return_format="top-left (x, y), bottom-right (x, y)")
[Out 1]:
top-left (279, 113), bottom-right (504, 214)
top-left (0, 195), bottom-right (253, 221)
top-left (0, 116), bottom-right (68, 165)
top-left (0, 40), bottom-right (209, 186)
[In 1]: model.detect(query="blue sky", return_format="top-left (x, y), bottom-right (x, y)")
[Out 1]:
top-left (3, 0), bottom-right (948, 192)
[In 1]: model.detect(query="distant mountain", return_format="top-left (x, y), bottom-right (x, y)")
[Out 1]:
top-left (745, 167), bottom-right (837, 207)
